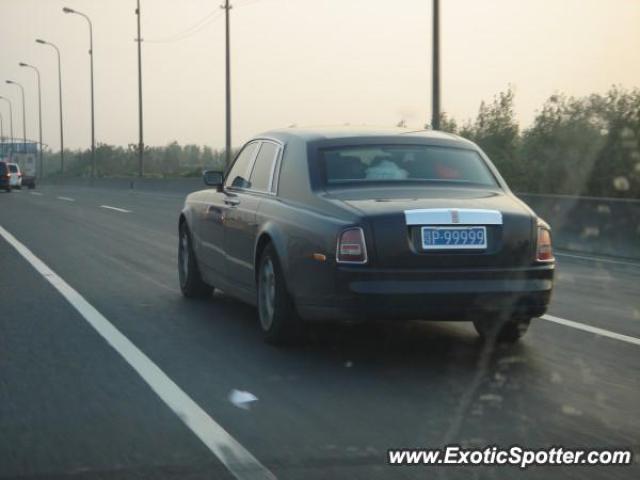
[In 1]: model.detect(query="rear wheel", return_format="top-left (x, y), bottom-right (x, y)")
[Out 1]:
top-left (473, 315), bottom-right (531, 343)
top-left (257, 244), bottom-right (301, 345)
top-left (178, 223), bottom-right (212, 298)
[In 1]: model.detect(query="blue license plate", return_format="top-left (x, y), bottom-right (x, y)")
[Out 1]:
top-left (421, 226), bottom-right (487, 250)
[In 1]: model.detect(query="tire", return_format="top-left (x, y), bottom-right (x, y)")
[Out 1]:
top-left (178, 223), bottom-right (212, 298)
top-left (473, 315), bottom-right (531, 343)
top-left (257, 244), bottom-right (301, 345)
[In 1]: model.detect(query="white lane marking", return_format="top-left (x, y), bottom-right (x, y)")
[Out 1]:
top-left (555, 252), bottom-right (639, 267)
top-left (100, 205), bottom-right (132, 213)
top-left (0, 225), bottom-right (275, 480)
top-left (30, 191), bottom-right (44, 196)
top-left (542, 314), bottom-right (640, 347)
top-left (57, 196), bottom-right (75, 202)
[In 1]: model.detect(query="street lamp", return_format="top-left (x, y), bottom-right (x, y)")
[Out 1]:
top-left (0, 96), bottom-right (14, 150)
top-left (19, 62), bottom-right (43, 179)
top-left (63, 6), bottom-right (96, 178)
top-left (0, 112), bottom-right (4, 156)
top-left (36, 38), bottom-right (65, 174)
top-left (6, 80), bottom-right (27, 153)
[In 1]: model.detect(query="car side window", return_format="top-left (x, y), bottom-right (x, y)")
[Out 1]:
top-left (248, 142), bottom-right (279, 192)
top-left (225, 142), bottom-right (259, 189)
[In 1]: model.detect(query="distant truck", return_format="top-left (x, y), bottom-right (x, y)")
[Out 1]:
top-left (0, 142), bottom-right (38, 189)
top-left (13, 152), bottom-right (37, 189)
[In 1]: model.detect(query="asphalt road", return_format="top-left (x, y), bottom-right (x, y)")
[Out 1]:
top-left (1, 184), bottom-right (638, 480)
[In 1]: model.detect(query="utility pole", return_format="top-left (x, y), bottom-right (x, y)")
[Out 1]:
top-left (431, 0), bottom-right (441, 130)
top-left (222, 0), bottom-right (232, 166)
top-left (136, 0), bottom-right (144, 177)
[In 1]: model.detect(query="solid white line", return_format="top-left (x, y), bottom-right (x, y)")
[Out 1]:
top-left (30, 191), bottom-right (44, 196)
top-left (57, 196), bottom-right (75, 202)
top-left (100, 205), bottom-right (132, 213)
top-left (555, 252), bottom-right (639, 267)
top-left (0, 225), bottom-right (275, 480)
top-left (542, 314), bottom-right (640, 347)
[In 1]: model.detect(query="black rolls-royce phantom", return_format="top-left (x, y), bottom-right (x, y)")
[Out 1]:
top-left (178, 127), bottom-right (555, 344)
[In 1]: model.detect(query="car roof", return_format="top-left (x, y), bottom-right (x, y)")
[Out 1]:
top-left (254, 125), bottom-right (473, 146)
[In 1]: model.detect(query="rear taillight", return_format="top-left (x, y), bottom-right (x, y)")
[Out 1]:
top-left (536, 225), bottom-right (554, 262)
top-left (17, 173), bottom-right (22, 177)
top-left (336, 227), bottom-right (368, 264)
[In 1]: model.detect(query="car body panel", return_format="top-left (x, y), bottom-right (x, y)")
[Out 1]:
top-left (0, 162), bottom-right (11, 190)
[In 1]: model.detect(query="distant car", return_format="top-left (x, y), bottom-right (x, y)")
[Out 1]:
top-left (0, 162), bottom-right (11, 192)
top-left (7, 163), bottom-right (22, 189)
top-left (178, 127), bottom-right (555, 344)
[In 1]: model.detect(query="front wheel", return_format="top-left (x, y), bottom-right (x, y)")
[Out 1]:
top-left (178, 223), bottom-right (212, 298)
top-left (473, 315), bottom-right (531, 343)
top-left (257, 244), bottom-right (301, 345)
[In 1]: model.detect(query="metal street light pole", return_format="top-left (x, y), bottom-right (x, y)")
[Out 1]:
top-left (135, 0), bottom-right (144, 177)
top-left (63, 7), bottom-right (96, 178)
top-left (221, 0), bottom-right (232, 166)
top-left (36, 38), bottom-right (65, 174)
top-left (19, 62), bottom-right (44, 179)
top-left (0, 112), bottom-right (4, 143)
top-left (6, 80), bottom-right (27, 152)
top-left (0, 96), bottom-right (15, 150)
top-left (431, 0), bottom-right (441, 130)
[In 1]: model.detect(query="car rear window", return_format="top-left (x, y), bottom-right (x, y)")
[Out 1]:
top-left (9, 165), bottom-right (18, 173)
top-left (321, 145), bottom-right (498, 187)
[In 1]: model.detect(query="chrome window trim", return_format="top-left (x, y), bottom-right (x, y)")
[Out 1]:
top-left (268, 144), bottom-right (284, 194)
top-left (224, 140), bottom-right (261, 190)
top-left (225, 137), bottom-right (285, 196)
top-left (235, 139), bottom-right (281, 196)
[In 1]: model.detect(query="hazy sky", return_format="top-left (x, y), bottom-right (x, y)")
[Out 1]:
top-left (1, 0), bottom-right (639, 151)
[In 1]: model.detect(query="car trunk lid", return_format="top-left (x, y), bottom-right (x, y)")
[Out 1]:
top-left (324, 186), bottom-right (536, 268)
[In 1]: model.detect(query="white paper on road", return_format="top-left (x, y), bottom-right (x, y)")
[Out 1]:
top-left (229, 389), bottom-right (259, 410)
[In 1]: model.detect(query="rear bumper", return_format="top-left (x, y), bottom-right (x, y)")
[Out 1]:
top-left (294, 264), bottom-right (554, 322)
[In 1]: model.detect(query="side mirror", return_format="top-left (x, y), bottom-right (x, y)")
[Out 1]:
top-left (203, 170), bottom-right (224, 189)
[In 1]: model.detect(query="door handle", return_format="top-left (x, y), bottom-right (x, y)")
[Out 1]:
top-left (224, 198), bottom-right (240, 206)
